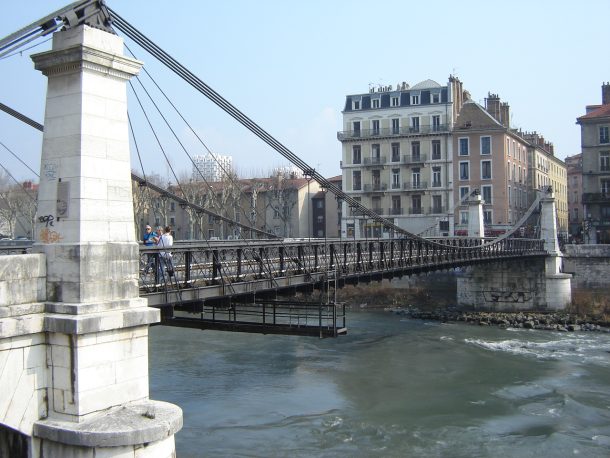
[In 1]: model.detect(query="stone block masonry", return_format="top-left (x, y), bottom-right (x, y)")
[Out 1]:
top-left (563, 244), bottom-right (610, 289)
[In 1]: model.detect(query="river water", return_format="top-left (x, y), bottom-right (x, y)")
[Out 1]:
top-left (149, 311), bottom-right (610, 457)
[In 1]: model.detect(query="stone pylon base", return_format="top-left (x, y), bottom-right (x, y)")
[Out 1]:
top-left (457, 258), bottom-right (572, 311)
top-left (33, 400), bottom-right (182, 458)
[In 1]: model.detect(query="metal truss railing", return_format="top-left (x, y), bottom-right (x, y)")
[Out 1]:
top-left (140, 237), bottom-right (546, 306)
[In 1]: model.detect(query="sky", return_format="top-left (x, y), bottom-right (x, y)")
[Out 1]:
top-left (1, 0), bottom-right (609, 184)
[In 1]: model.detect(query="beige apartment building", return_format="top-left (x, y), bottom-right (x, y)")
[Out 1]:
top-left (523, 132), bottom-right (568, 237)
top-left (452, 95), bottom-right (530, 235)
top-left (339, 76), bottom-right (465, 238)
top-left (576, 82), bottom-right (610, 244)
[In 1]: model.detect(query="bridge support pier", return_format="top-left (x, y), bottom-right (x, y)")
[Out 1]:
top-left (457, 189), bottom-right (571, 311)
top-left (0, 25), bottom-right (181, 457)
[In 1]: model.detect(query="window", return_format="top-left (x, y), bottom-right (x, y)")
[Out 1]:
top-left (481, 160), bottom-right (492, 179)
top-left (391, 143), bottom-right (400, 162)
top-left (459, 161), bottom-right (470, 180)
top-left (600, 126), bottom-right (609, 144)
top-left (602, 178), bottom-right (610, 195)
top-left (411, 195), bottom-right (422, 214)
top-left (391, 195), bottom-right (401, 214)
top-left (431, 140), bottom-right (441, 160)
top-left (372, 119), bottom-right (380, 135)
top-left (432, 167), bottom-right (441, 187)
top-left (353, 100), bottom-right (360, 110)
top-left (410, 117), bottom-right (420, 132)
top-left (460, 211), bottom-right (468, 224)
top-left (600, 152), bottom-right (610, 171)
top-left (391, 118), bottom-right (400, 134)
top-left (481, 136), bottom-right (491, 155)
top-left (372, 98), bottom-right (380, 109)
top-left (411, 141), bottom-right (421, 161)
top-left (391, 96), bottom-right (399, 107)
top-left (482, 185), bottom-right (492, 204)
top-left (352, 171), bottom-right (361, 191)
top-left (170, 216), bottom-right (175, 225)
top-left (372, 170), bottom-right (381, 189)
top-left (352, 121), bottom-right (361, 137)
top-left (459, 186), bottom-right (470, 201)
top-left (459, 138), bottom-right (469, 155)
top-left (483, 210), bottom-right (492, 225)
top-left (392, 169), bottom-right (400, 189)
top-left (412, 168), bottom-right (421, 188)
top-left (371, 144), bottom-right (381, 162)
top-left (352, 145), bottom-right (361, 164)
top-left (431, 92), bottom-right (440, 104)
top-left (411, 94), bottom-right (420, 105)
top-left (170, 202), bottom-right (175, 211)
top-left (432, 115), bottom-right (441, 132)
top-left (432, 195), bottom-right (442, 213)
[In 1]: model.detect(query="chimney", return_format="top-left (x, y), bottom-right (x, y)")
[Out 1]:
top-left (500, 102), bottom-right (510, 128)
top-left (485, 93), bottom-right (501, 123)
top-left (602, 82), bottom-right (610, 105)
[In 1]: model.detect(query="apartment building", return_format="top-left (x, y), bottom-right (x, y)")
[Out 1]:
top-left (565, 154), bottom-right (583, 240)
top-left (576, 83), bottom-right (610, 244)
top-left (339, 76), bottom-right (465, 238)
top-left (452, 95), bottom-right (530, 235)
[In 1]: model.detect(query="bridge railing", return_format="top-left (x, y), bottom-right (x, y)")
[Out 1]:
top-left (138, 237), bottom-right (546, 299)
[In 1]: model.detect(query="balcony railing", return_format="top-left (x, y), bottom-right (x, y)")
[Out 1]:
top-left (403, 153), bottom-right (428, 164)
top-left (403, 181), bottom-right (428, 191)
top-left (582, 192), bottom-right (610, 203)
top-left (363, 183), bottom-right (388, 192)
top-left (408, 207), bottom-right (423, 215)
top-left (388, 207), bottom-right (404, 215)
top-left (363, 156), bottom-right (387, 165)
top-left (337, 124), bottom-right (450, 140)
top-left (428, 206), bottom-right (447, 214)
top-left (390, 182), bottom-right (401, 190)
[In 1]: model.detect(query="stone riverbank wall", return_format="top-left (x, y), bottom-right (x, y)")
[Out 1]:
top-left (562, 244), bottom-right (610, 289)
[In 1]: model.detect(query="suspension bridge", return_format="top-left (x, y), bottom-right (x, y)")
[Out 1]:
top-left (0, 2), bottom-right (574, 457)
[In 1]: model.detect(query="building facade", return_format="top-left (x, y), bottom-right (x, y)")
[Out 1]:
top-left (565, 153), bottom-right (583, 240)
top-left (191, 153), bottom-right (233, 182)
top-left (452, 96), bottom-right (532, 236)
top-left (339, 77), bottom-right (465, 238)
top-left (136, 174), bottom-right (320, 240)
top-left (576, 82), bottom-right (610, 244)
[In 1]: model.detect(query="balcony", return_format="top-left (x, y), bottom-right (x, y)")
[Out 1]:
top-left (363, 183), bottom-right (388, 192)
top-left (429, 206), bottom-right (447, 214)
top-left (403, 153), bottom-right (428, 164)
top-left (582, 192), bottom-right (610, 203)
top-left (388, 207), bottom-right (404, 215)
top-left (408, 207), bottom-right (423, 215)
top-left (363, 156), bottom-right (387, 165)
top-left (403, 181), bottom-right (428, 191)
top-left (337, 124), bottom-right (450, 141)
top-left (371, 207), bottom-right (384, 215)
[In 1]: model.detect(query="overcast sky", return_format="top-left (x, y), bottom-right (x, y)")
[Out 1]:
top-left (1, 0), bottom-right (609, 183)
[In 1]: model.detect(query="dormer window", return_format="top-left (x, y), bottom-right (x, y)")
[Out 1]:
top-left (353, 100), bottom-right (361, 110)
top-left (431, 92), bottom-right (440, 104)
top-left (391, 96), bottom-right (399, 107)
top-left (372, 98), bottom-right (380, 109)
top-left (411, 94), bottom-right (420, 105)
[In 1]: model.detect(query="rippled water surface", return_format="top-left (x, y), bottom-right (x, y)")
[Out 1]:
top-left (149, 312), bottom-right (610, 457)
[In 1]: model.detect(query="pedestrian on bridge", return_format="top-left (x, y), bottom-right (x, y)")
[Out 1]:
top-left (142, 225), bottom-right (157, 274)
top-left (157, 225), bottom-right (174, 278)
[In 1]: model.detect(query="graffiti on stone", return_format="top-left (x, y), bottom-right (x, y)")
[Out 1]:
top-left (39, 227), bottom-right (63, 244)
top-left (483, 290), bottom-right (532, 303)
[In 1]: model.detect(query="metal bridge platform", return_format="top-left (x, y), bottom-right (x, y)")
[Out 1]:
top-left (155, 299), bottom-right (347, 338)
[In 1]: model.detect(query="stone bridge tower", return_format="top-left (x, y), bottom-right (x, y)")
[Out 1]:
top-left (0, 24), bottom-right (181, 457)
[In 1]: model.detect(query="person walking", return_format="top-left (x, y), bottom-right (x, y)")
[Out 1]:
top-left (142, 225), bottom-right (157, 274)
top-left (157, 226), bottom-right (174, 278)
